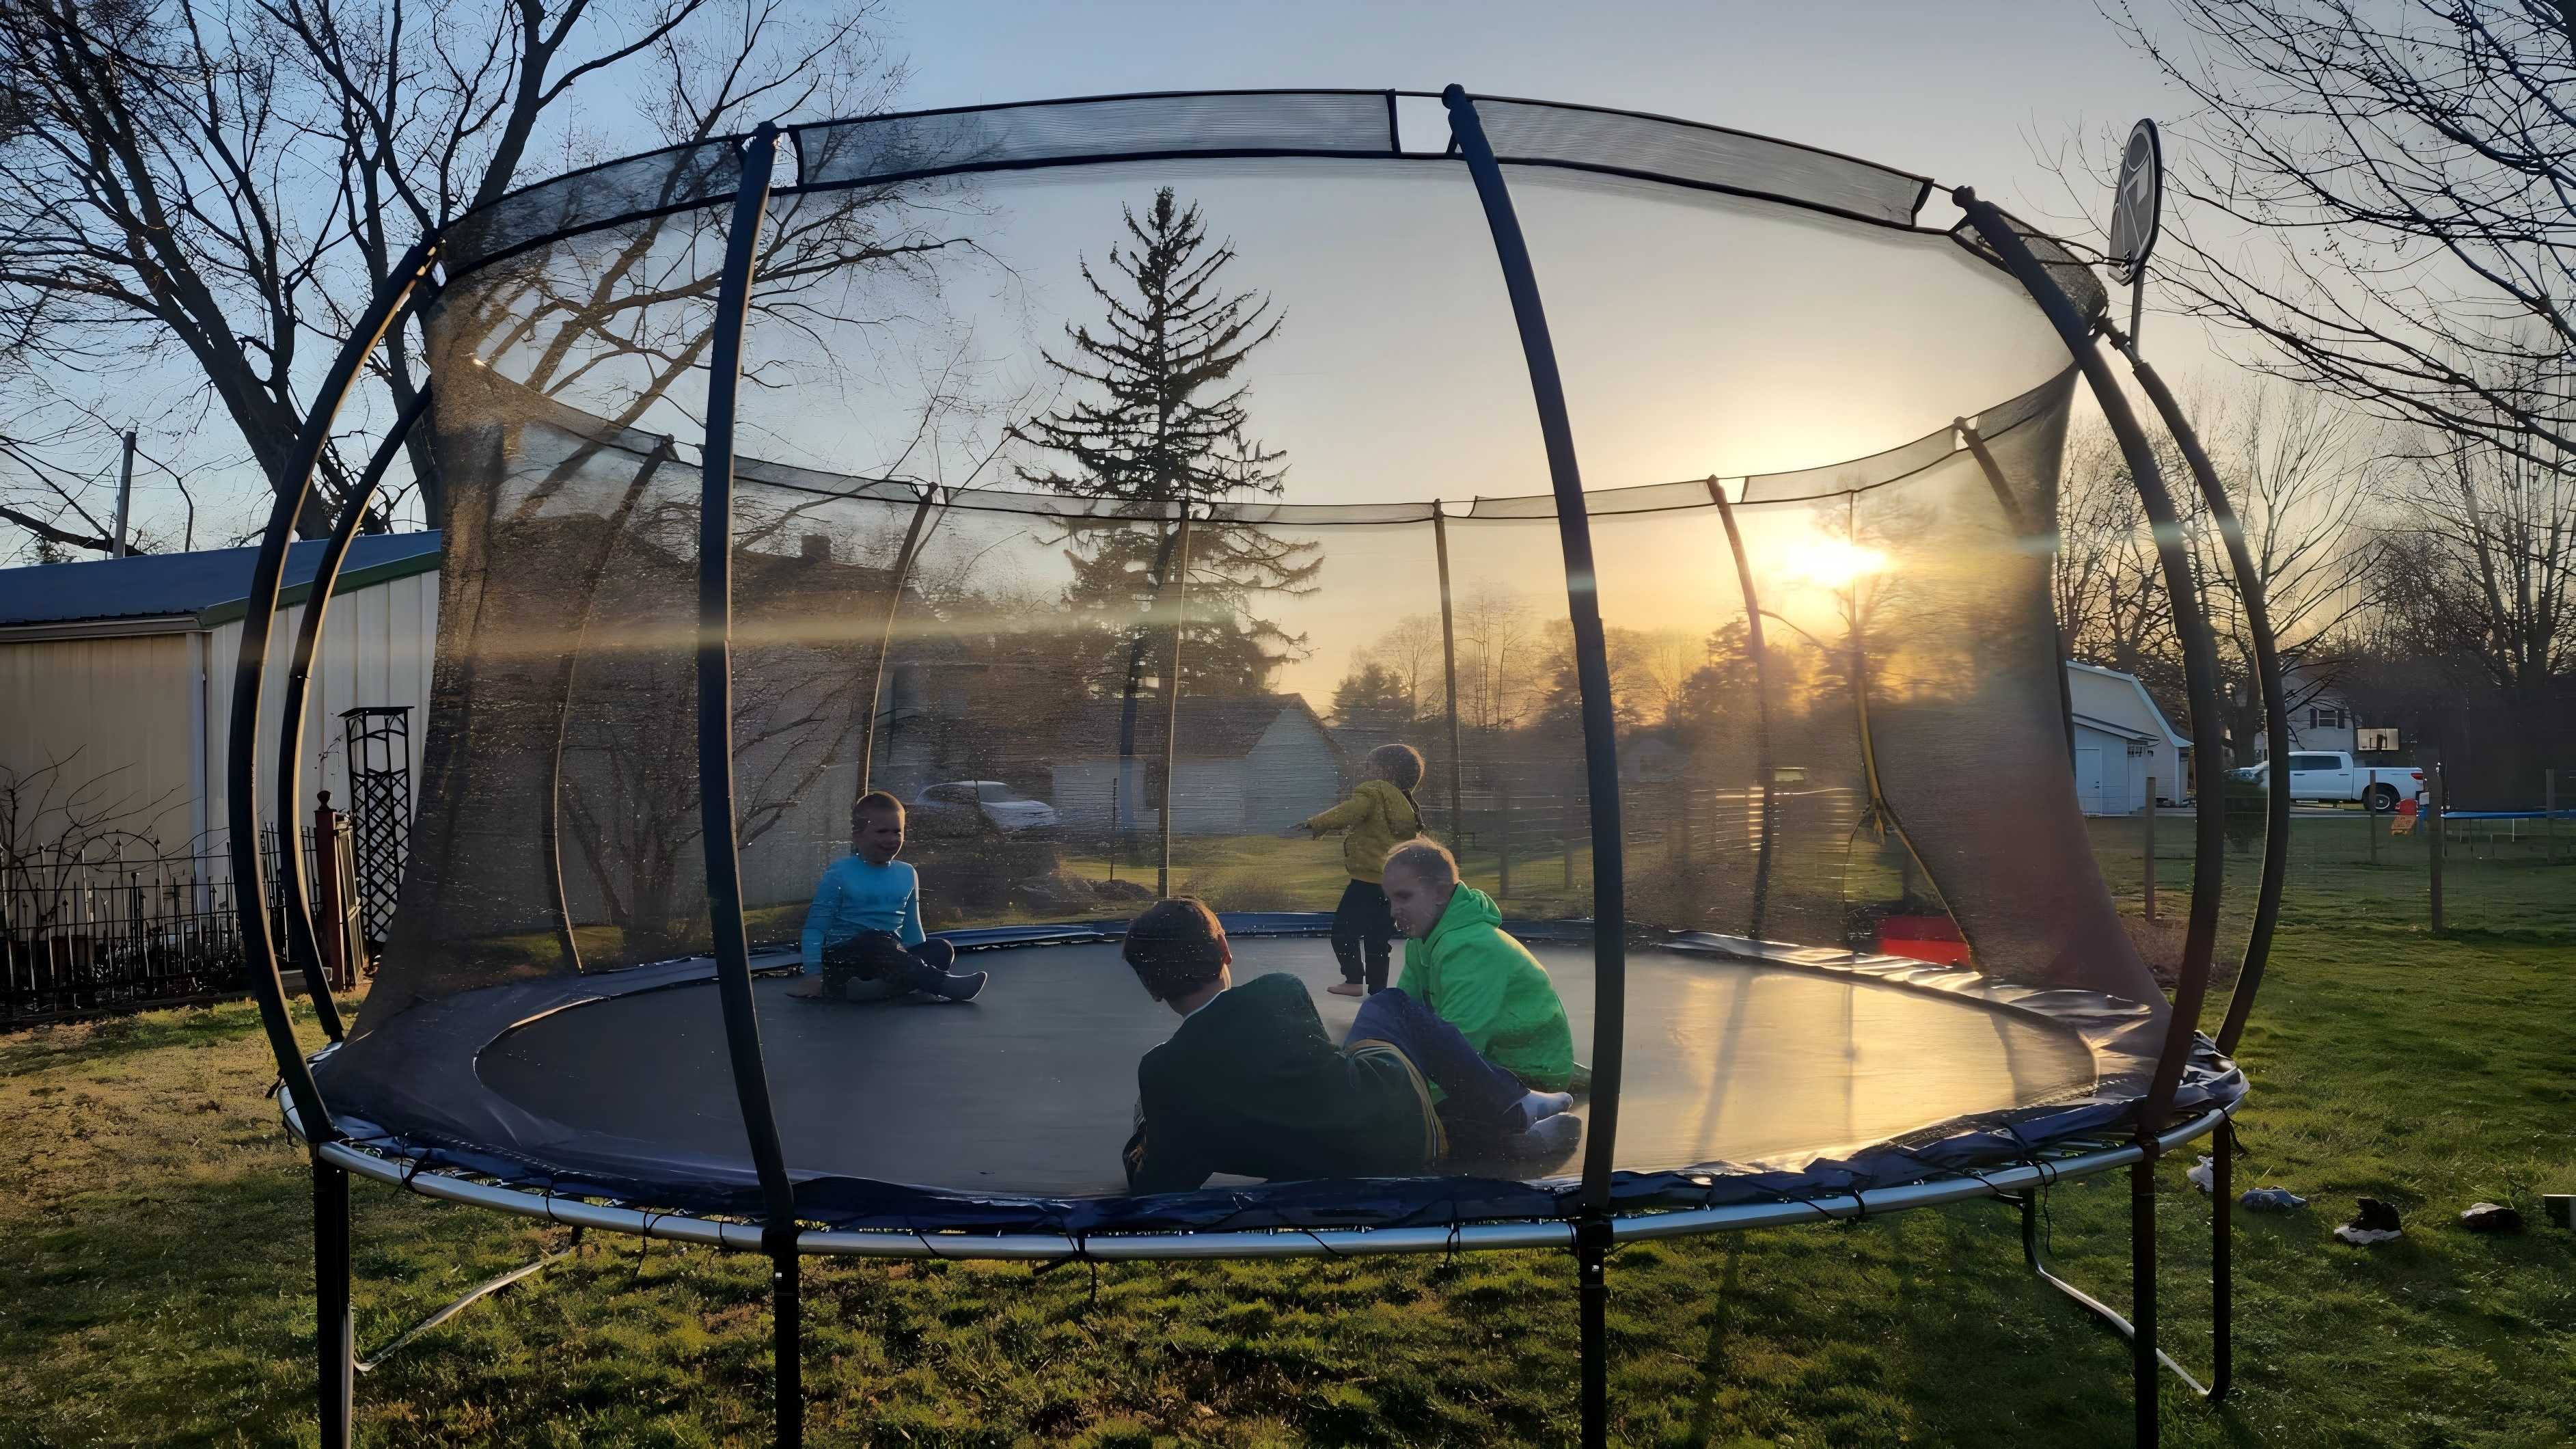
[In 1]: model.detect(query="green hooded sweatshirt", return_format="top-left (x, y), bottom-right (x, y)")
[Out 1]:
top-left (1395, 884), bottom-right (1576, 1089)
top-left (1300, 777), bottom-right (1422, 884)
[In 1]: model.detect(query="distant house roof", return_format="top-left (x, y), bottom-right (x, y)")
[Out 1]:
top-left (1065, 693), bottom-right (1337, 760)
top-left (2064, 660), bottom-right (2189, 750)
top-left (0, 532), bottom-right (442, 630)
top-left (2070, 712), bottom-right (2156, 743)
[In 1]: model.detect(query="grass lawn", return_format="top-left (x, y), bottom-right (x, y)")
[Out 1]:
top-left (3, 852), bottom-right (2572, 1444)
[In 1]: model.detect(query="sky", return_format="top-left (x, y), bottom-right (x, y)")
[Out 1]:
top-left (830, 0), bottom-right (2231, 703)
top-left (31, 0), bottom-right (2247, 711)
top-left (886, 0), bottom-right (2206, 321)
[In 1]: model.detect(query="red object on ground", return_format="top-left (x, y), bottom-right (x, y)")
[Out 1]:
top-left (1877, 915), bottom-right (1971, 966)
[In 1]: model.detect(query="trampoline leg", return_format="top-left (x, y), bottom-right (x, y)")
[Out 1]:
top-left (2008, 1157), bottom-right (2215, 1431)
top-left (1576, 1217), bottom-right (1610, 1449)
top-left (2210, 1121), bottom-right (2234, 1403)
top-left (316, 1158), bottom-right (354, 1448)
top-left (2132, 1158), bottom-right (2158, 1448)
top-left (773, 1249), bottom-right (803, 1449)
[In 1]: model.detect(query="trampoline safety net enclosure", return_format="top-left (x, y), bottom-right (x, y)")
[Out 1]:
top-left (309, 91), bottom-right (2238, 1236)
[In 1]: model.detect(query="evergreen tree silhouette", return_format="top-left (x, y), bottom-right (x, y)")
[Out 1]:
top-left (1012, 189), bottom-right (1321, 851)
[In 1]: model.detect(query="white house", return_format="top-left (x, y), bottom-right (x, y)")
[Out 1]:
top-left (2254, 654), bottom-right (2361, 758)
top-left (2064, 661), bottom-right (2191, 814)
top-left (1052, 694), bottom-right (1343, 835)
top-left (0, 534), bottom-right (441, 867)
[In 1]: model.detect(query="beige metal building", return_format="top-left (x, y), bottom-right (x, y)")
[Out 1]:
top-left (0, 534), bottom-right (441, 865)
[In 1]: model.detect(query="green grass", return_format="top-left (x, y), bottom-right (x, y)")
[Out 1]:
top-left (3, 860), bottom-right (2573, 1445)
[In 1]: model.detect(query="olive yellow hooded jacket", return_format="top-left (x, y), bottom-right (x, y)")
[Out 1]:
top-left (1299, 778), bottom-right (1422, 883)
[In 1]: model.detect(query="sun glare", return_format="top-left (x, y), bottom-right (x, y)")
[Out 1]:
top-left (1779, 536), bottom-right (1889, 590)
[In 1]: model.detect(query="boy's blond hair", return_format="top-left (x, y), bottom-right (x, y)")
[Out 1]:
top-left (1382, 838), bottom-right (1458, 890)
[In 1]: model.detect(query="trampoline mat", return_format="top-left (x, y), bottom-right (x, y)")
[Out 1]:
top-left (474, 938), bottom-right (2098, 1197)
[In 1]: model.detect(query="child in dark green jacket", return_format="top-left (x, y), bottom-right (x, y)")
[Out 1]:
top-left (1116, 899), bottom-right (1576, 1195)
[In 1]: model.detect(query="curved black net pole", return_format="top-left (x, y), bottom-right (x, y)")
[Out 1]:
top-left (694, 122), bottom-right (804, 1448)
top-left (2113, 334), bottom-right (2290, 1059)
top-left (1957, 418), bottom-right (2080, 770)
top-left (1444, 85), bottom-right (1627, 1449)
top-left (1705, 479), bottom-right (1779, 941)
top-left (273, 385), bottom-right (435, 1044)
top-left (228, 237), bottom-right (436, 1138)
top-left (1954, 191), bottom-right (2227, 1128)
top-left (1956, 189), bottom-right (2229, 1449)
top-left (222, 238), bottom-right (436, 1449)
top-left (1157, 513), bottom-right (1194, 897)
top-left (1432, 507), bottom-right (1467, 839)
top-left (543, 435), bottom-right (681, 976)
top-left (855, 489), bottom-right (939, 798)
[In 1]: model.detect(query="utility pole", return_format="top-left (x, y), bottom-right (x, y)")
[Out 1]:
top-left (112, 431), bottom-right (136, 557)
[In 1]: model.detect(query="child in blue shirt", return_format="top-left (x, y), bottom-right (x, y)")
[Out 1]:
top-left (787, 791), bottom-right (987, 1003)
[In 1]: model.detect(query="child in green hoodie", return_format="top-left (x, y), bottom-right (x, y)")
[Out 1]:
top-left (1284, 743), bottom-right (1425, 997)
top-left (1383, 838), bottom-right (1578, 1092)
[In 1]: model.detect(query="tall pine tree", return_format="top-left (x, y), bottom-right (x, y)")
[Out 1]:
top-left (1011, 187), bottom-right (1321, 856)
top-left (1011, 187), bottom-right (1320, 703)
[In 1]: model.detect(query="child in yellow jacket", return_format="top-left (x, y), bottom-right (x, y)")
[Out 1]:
top-left (1285, 744), bottom-right (1426, 997)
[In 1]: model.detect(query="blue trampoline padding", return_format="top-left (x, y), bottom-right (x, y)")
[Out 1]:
top-left (312, 917), bottom-right (2239, 1234)
top-left (2436, 809), bottom-right (2576, 821)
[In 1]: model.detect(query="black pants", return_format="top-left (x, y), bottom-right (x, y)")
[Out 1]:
top-left (1331, 878), bottom-right (1398, 992)
top-left (821, 931), bottom-right (960, 1000)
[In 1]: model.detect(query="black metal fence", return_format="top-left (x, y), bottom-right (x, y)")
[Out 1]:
top-left (1, 826), bottom-right (323, 1027)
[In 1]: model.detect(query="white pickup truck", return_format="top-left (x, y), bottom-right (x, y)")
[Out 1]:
top-left (2230, 752), bottom-right (2424, 812)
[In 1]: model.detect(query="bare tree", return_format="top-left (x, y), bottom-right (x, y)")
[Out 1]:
top-left (1632, 627), bottom-right (1699, 728)
top-left (2055, 413), bottom-right (2189, 707)
top-left (0, 0), bottom-right (907, 552)
top-left (2196, 381), bottom-right (2387, 752)
top-left (2105, 1), bottom-right (2575, 464)
top-left (1359, 612), bottom-right (1447, 723)
top-left (2375, 421), bottom-right (2576, 706)
top-left (1454, 584), bottom-right (1537, 735)
top-left (2055, 377), bottom-right (2386, 757)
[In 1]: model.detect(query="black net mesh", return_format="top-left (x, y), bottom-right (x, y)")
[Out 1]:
top-left (794, 92), bottom-right (1401, 188)
top-left (336, 100), bottom-right (2168, 1206)
top-left (441, 140), bottom-right (745, 280)
top-left (1468, 97), bottom-right (1928, 225)
top-left (1949, 202), bottom-right (2111, 324)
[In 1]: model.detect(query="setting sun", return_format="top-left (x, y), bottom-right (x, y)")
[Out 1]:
top-left (1779, 535), bottom-right (1889, 589)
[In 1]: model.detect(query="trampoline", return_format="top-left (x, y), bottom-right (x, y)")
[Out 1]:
top-left (228, 87), bottom-right (2289, 1448)
top-left (314, 928), bottom-right (2204, 1230)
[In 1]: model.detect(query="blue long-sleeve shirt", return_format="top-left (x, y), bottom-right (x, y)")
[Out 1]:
top-left (800, 856), bottom-right (925, 969)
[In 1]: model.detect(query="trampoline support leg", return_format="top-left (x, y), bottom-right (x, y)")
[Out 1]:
top-left (2132, 1157), bottom-right (2158, 1448)
top-left (1576, 1213), bottom-right (1611, 1449)
top-left (316, 1156), bottom-right (354, 1448)
top-left (2210, 1120), bottom-right (2234, 1403)
top-left (773, 1248), bottom-right (803, 1449)
top-left (2006, 1148), bottom-right (2223, 1444)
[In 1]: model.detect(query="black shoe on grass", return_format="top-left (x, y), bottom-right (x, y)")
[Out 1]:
top-left (2334, 1197), bottom-right (2403, 1245)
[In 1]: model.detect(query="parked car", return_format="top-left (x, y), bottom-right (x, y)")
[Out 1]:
top-left (911, 781), bottom-right (1058, 835)
top-left (2228, 753), bottom-right (2424, 812)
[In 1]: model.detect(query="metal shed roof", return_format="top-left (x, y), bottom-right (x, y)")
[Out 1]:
top-left (0, 532), bottom-right (441, 629)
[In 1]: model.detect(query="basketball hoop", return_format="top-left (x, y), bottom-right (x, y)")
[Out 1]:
top-left (2107, 119), bottom-right (2162, 288)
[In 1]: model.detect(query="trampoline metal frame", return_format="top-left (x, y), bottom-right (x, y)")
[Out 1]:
top-left (223, 87), bottom-right (2285, 1449)
top-left (283, 1094), bottom-right (2236, 1258)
